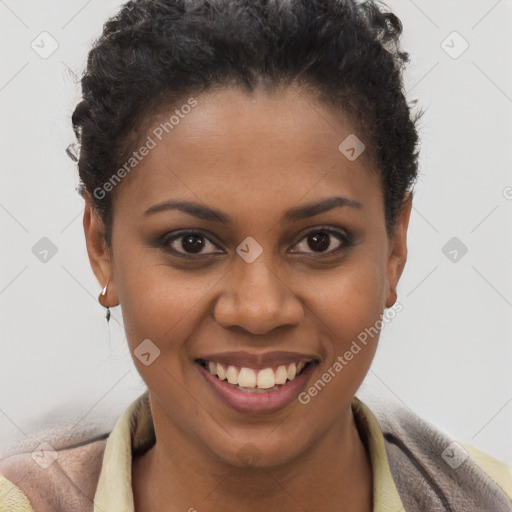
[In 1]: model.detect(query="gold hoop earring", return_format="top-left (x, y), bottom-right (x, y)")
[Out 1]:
top-left (99, 281), bottom-right (111, 323)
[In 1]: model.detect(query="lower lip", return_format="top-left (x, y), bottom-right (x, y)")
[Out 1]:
top-left (196, 362), bottom-right (316, 415)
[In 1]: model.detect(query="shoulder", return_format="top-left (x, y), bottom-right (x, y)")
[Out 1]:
top-left (0, 474), bottom-right (34, 512)
top-left (457, 439), bottom-right (512, 501)
top-left (0, 434), bottom-right (109, 512)
top-left (361, 395), bottom-right (512, 511)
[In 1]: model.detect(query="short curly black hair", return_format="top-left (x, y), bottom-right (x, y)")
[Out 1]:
top-left (72, 0), bottom-right (422, 248)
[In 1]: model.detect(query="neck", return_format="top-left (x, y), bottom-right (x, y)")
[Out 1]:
top-left (132, 403), bottom-right (373, 512)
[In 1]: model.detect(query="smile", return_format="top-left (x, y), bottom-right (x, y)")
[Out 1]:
top-left (197, 359), bottom-right (311, 392)
top-left (195, 355), bottom-right (319, 415)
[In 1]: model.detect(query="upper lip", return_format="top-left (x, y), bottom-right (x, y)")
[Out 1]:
top-left (196, 351), bottom-right (320, 369)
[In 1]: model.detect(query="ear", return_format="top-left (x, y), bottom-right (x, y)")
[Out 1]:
top-left (83, 200), bottom-right (119, 308)
top-left (385, 192), bottom-right (413, 308)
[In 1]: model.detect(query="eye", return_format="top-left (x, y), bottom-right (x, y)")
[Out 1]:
top-left (159, 230), bottom-right (224, 257)
top-left (158, 227), bottom-right (353, 258)
top-left (290, 227), bottom-right (352, 256)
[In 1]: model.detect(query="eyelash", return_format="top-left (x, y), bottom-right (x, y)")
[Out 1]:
top-left (157, 226), bottom-right (353, 259)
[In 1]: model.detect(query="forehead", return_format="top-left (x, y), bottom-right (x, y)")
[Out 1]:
top-left (112, 86), bottom-right (382, 221)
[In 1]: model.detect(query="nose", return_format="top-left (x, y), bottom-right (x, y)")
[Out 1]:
top-left (213, 256), bottom-right (304, 335)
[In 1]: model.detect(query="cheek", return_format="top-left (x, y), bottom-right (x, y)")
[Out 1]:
top-left (302, 248), bottom-right (388, 381)
top-left (113, 251), bottom-right (222, 364)
top-left (294, 268), bottom-right (386, 425)
top-left (114, 262), bottom-right (212, 413)
top-left (304, 246), bottom-right (388, 338)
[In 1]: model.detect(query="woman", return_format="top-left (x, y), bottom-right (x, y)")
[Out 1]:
top-left (1, 0), bottom-right (511, 510)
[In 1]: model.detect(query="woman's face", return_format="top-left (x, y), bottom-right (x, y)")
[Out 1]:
top-left (85, 85), bottom-right (410, 467)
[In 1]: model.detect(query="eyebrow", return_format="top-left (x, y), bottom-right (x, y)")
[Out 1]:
top-left (143, 196), bottom-right (363, 223)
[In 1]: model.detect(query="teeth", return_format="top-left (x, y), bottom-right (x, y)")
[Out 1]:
top-left (226, 365), bottom-right (238, 385)
top-left (238, 367), bottom-right (257, 388)
top-left (275, 365), bottom-right (288, 385)
top-left (256, 368), bottom-right (276, 389)
top-left (216, 363), bottom-right (226, 380)
top-left (204, 360), bottom-right (310, 390)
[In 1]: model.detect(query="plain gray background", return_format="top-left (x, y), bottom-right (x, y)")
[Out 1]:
top-left (1, 0), bottom-right (511, 465)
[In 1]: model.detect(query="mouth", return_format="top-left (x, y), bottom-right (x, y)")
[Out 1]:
top-left (195, 354), bottom-right (319, 415)
top-left (196, 359), bottom-right (314, 392)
